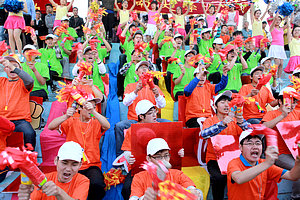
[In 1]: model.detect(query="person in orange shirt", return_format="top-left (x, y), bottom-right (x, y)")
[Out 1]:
top-left (48, 95), bottom-right (110, 200)
top-left (130, 138), bottom-right (202, 200)
top-left (200, 90), bottom-right (250, 200)
top-left (115, 61), bottom-right (168, 157)
top-left (0, 56), bottom-right (36, 148)
top-left (262, 87), bottom-right (300, 199)
top-left (184, 63), bottom-right (229, 128)
top-left (219, 25), bottom-right (230, 44)
top-left (18, 141), bottom-right (90, 200)
top-left (227, 130), bottom-right (300, 200)
top-left (239, 66), bottom-right (277, 124)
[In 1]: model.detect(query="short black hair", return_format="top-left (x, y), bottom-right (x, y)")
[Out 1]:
top-left (45, 3), bottom-right (53, 8)
top-left (233, 31), bottom-right (243, 37)
top-left (138, 115), bottom-right (145, 122)
top-left (250, 68), bottom-right (263, 77)
top-left (36, 10), bottom-right (41, 13)
top-left (221, 25), bottom-right (227, 29)
top-left (215, 96), bottom-right (231, 107)
top-left (293, 72), bottom-right (300, 78)
top-left (73, 7), bottom-right (78, 10)
top-left (240, 135), bottom-right (262, 145)
top-left (262, 21), bottom-right (267, 24)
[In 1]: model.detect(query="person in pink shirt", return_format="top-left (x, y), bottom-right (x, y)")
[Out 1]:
top-left (268, 12), bottom-right (287, 78)
top-left (143, 0), bottom-right (165, 42)
top-left (201, 0), bottom-right (221, 28)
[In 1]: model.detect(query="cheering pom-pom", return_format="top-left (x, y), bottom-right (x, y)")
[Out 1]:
top-left (168, 57), bottom-right (181, 64)
top-left (134, 42), bottom-right (147, 54)
top-left (103, 169), bottom-right (126, 190)
top-left (218, 45), bottom-right (234, 61)
top-left (209, 48), bottom-right (214, 57)
top-left (89, 38), bottom-right (101, 50)
top-left (230, 35), bottom-right (244, 47)
top-left (97, 8), bottom-right (108, 16)
top-left (72, 42), bottom-right (83, 52)
top-left (0, 41), bottom-right (9, 56)
top-left (189, 18), bottom-right (196, 29)
top-left (39, 36), bottom-right (46, 41)
top-left (83, 26), bottom-right (91, 35)
top-left (250, 124), bottom-right (278, 147)
top-left (162, 36), bottom-right (173, 43)
top-left (278, 2), bottom-right (294, 17)
top-left (24, 50), bottom-right (41, 62)
top-left (3, 0), bottom-right (24, 14)
top-left (130, 11), bottom-right (138, 22)
top-left (260, 37), bottom-right (270, 48)
top-left (190, 30), bottom-right (200, 45)
top-left (76, 61), bottom-right (93, 81)
top-left (290, 75), bottom-right (300, 92)
top-left (24, 26), bottom-right (36, 37)
top-left (188, 54), bottom-right (211, 66)
top-left (56, 82), bottom-right (88, 105)
top-left (62, 36), bottom-right (74, 43)
top-left (269, 64), bottom-right (278, 76)
top-left (90, 1), bottom-right (99, 13)
top-left (256, 73), bottom-right (272, 90)
top-left (159, 180), bottom-right (197, 200)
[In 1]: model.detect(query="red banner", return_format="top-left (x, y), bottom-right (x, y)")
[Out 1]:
top-left (117, 0), bottom-right (251, 15)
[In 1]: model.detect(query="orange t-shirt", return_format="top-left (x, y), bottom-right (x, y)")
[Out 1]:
top-left (0, 78), bottom-right (31, 122)
top-left (202, 115), bottom-right (242, 163)
top-left (130, 169), bottom-right (196, 198)
top-left (239, 85), bottom-right (275, 120)
top-left (60, 117), bottom-right (103, 170)
top-left (31, 172), bottom-right (90, 200)
top-left (227, 157), bottom-right (284, 200)
top-left (262, 109), bottom-right (300, 155)
top-left (124, 82), bottom-right (164, 121)
top-left (220, 35), bottom-right (230, 44)
top-left (121, 127), bottom-right (131, 152)
top-left (185, 83), bottom-right (215, 121)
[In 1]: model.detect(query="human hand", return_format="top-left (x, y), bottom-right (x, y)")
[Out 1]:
top-left (223, 116), bottom-right (234, 125)
top-left (66, 107), bottom-right (76, 118)
top-left (281, 103), bottom-right (292, 117)
top-left (180, 66), bottom-right (186, 75)
top-left (144, 187), bottom-right (158, 200)
top-left (83, 101), bottom-right (95, 113)
top-left (152, 87), bottom-right (159, 97)
top-left (41, 181), bottom-right (60, 197)
top-left (178, 148), bottom-right (184, 157)
top-left (134, 81), bottom-right (143, 94)
top-left (0, 59), bottom-right (16, 71)
top-left (30, 20), bottom-right (34, 26)
top-left (250, 89), bottom-right (259, 96)
top-left (72, 78), bottom-right (80, 86)
top-left (60, 42), bottom-right (65, 48)
top-left (31, 35), bottom-right (38, 44)
top-left (18, 184), bottom-right (34, 200)
top-left (27, 62), bottom-right (37, 72)
top-left (265, 146), bottom-right (279, 166)
top-left (129, 154), bottom-right (136, 165)
top-left (190, 188), bottom-right (203, 200)
top-left (235, 115), bottom-right (244, 124)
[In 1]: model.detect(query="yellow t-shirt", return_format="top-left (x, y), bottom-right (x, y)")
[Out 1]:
top-left (175, 15), bottom-right (185, 29)
top-left (55, 5), bottom-right (68, 20)
top-left (252, 19), bottom-right (263, 37)
top-left (289, 37), bottom-right (300, 57)
top-left (120, 10), bottom-right (129, 24)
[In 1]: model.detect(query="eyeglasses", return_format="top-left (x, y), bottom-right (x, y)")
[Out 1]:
top-left (243, 142), bottom-right (262, 146)
top-left (151, 154), bottom-right (170, 160)
top-left (146, 109), bottom-right (158, 116)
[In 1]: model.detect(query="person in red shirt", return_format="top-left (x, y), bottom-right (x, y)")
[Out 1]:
top-left (239, 66), bottom-right (277, 124)
top-left (130, 138), bottom-right (202, 200)
top-left (227, 130), bottom-right (300, 200)
top-left (0, 56), bottom-right (36, 148)
top-left (200, 90), bottom-right (250, 200)
top-left (262, 87), bottom-right (300, 199)
top-left (18, 141), bottom-right (90, 200)
top-left (115, 61), bottom-right (168, 157)
top-left (184, 63), bottom-right (229, 128)
top-left (48, 95), bottom-right (110, 200)
top-left (219, 25), bottom-right (230, 44)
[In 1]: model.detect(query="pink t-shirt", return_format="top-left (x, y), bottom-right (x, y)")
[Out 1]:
top-left (271, 27), bottom-right (284, 46)
top-left (206, 15), bottom-right (216, 28)
top-left (148, 10), bottom-right (158, 25)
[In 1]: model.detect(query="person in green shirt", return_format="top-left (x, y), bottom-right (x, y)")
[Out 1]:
top-left (206, 38), bottom-right (224, 84)
top-left (173, 50), bottom-right (197, 101)
top-left (219, 46), bottom-right (248, 93)
top-left (37, 34), bottom-right (63, 92)
top-left (260, 57), bottom-right (277, 92)
top-left (22, 45), bottom-right (50, 101)
top-left (197, 28), bottom-right (214, 57)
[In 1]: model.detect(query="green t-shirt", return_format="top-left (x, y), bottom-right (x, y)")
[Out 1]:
top-left (242, 51), bottom-right (261, 75)
top-left (220, 63), bottom-right (243, 93)
top-left (67, 27), bottom-right (78, 39)
top-left (123, 40), bottom-right (150, 63)
top-left (92, 61), bottom-right (105, 94)
top-left (21, 62), bottom-right (50, 94)
top-left (158, 40), bottom-right (174, 58)
top-left (167, 49), bottom-right (185, 74)
top-left (173, 65), bottom-right (195, 96)
top-left (198, 38), bottom-right (214, 56)
top-left (124, 63), bottom-right (139, 89)
top-left (58, 28), bottom-right (78, 58)
top-left (207, 54), bottom-right (223, 74)
top-left (38, 48), bottom-right (63, 76)
top-left (97, 46), bottom-right (108, 62)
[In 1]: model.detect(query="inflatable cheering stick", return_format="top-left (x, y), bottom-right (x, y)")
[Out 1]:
top-left (76, 61), bottom-right (93, 81)
top-left (250, 124), bottom-right (278, 147)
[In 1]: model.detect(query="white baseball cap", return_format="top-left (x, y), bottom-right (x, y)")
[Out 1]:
top-left (260, 57), bottom-right (272, 65)
top-left (194, 66), bottom-right (209, 75)
top-left (135, 100), bottom-right (155, 116)
top-left (293, 65), bottom-right (300, 75)
top-left (214, 90), bottom-right (232, 105)
top-left (213, 38), bottom-right (223, 45)
top-left (57, 141), bottom-right (84, 162)
top-left (22, 44), bottom-right (36, 52)
top-left (250, 66), bottom-right (264, 76)
top-left (135, 61), bottom-right (150, 71)
top-left (174, 33), bottom-right (184, 40)
top-left (184, 50), bottom-right (197, 57)
top-left (147, 138), bottom-right (170, 156)
top-left (201, 28), bottom-right (211, 35)
top-left (46, 34), bottom-right (56, 40)
top-left (239, 129), bottom-right (263, 144)
top-left (279, 87), bottom-right (296, 96)
top-left (197, 16), bottom-right (205, 21)
top-left (85, 93), bottom-right (101, 104)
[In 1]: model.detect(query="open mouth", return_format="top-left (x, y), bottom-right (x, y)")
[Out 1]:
top-left (250, 150), bottom-right (259, 158)
top-left (63, 172), bottom-right (71, 180)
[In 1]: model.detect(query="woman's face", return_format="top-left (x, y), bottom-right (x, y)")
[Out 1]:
top-left (293, 27), bottom-right (300, 37)
top-left (122, 1), bottom-right (128, 9)
top-left (60, 0), bottom-right (67, 6)
top-left (255, 10), bottom-right (261, 19)
top-left (176, 7), bottom-right (182, 15)
top-left (209, 6), bottom-right (215, 14)
top-left (275, 17), bottom-right (282, 26)
top-left (151, 3), bottom-right (157, 10)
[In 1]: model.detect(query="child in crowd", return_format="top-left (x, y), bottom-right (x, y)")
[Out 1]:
top-left (49, 0), bottom-right (74, 27)
top-left (48, 94), bottom-right (110, 200)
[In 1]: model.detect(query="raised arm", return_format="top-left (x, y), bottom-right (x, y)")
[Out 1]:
top-left (169, 5), bottom-right (175, 16)
top-left (67, 0), bottom-right (74, 10)
top-left (49, 0), bottom-right (59, 8)
top-left (129, 0), bottom-right (136, 12)
top-left (157, 0), bottom-right (165, 13)
top-left (269, 12), bottom-right (278, 32)
top-left (287, 17), bottom-right (292, 43)
top-left (282, 156), bottom-right (300, 181)
top-left (201, 0), bottom-right (208, 17)
top-left (250, 3), bottom-right (254, 24)
top-left (260, 3), bottom-right (270, 21)
top-left (48, 107), bottom-right (75, 130)
top-left (216, 1), bottom-right (222, 14)
top-left (115, 0), bottom-right (121, 12)
top-left (183, 4), bottom-right (191, 16)
top-left (143, 0), bottom-right (150, 13)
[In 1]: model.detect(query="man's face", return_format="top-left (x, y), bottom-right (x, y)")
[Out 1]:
top-left (83, 50), bottom-right (95, 63)
top-left (4, 61), bottom-right (21, 79)
top-left (132, 52), bottom-right (142, 62)
top-left (202, 32), bottom-right (210, 40)
top-left (262, 59), bottom-right (271, 70)
top-left (227, 50), bottom-right (235, 61)
top-left (133, 34), bottom-right (143, 44)
top-left (45, 38), bottom-right (55, 47)
top-left (221, 26), bottom-right (228, 33)
top-left (62, 20), bottom-right (69, 26)
top-left (240, 137), bottom-right (263, 164)
top-left (73, 8), bottom-right (78, 16)
top-left (142, 107), bottom-right (157, 123)
top-left (185, 52), bottom-right (195, 63)
top-left (136, 64), bottom-right (149, 76)
top-left (215, 99), bottom-right (230, 115)
top-left (46, 6), bottom-right (53, 14)
top-left (150, 149), bottom-right (170, 162)
top-left (262, 23), bottom-right (267, 29)
top-left (175, 37), bottom-right (183, 47)
top-left (213, 43), bottom-right (222, 51)
top-left (55, 158), bottom-right (82, 183)
top-left (244, 22), bottom-right (249, 29)
top-left (36, 12), bottom-right (41, 19)
top-left (251, 70), bottom-right (263, 84)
